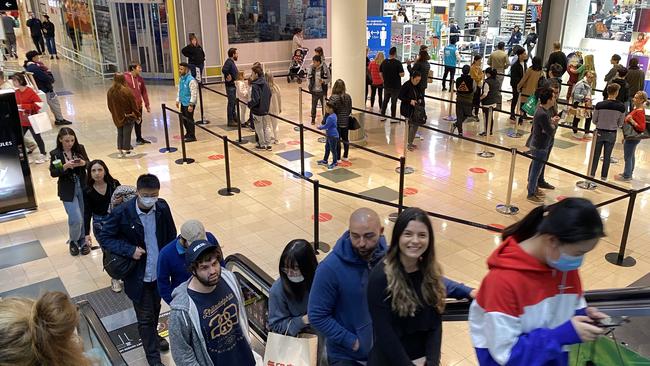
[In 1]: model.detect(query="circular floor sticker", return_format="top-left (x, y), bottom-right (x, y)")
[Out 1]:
top-left (469, 167), bottom-right (487, 173)
top-left (404, 187), bottom-right (419, 196)
top-left (556, 195), bottom-right (567, 201)
top-left (208, 154), bottom-right (224, 160)
top-left (286, 140), bottom-right (300, 145)
top-left (338, 160), bottom-right (352, 167)
top-left (311, 213), bottom-right (333, 222)
top-left (172, 135), bottom-right (182, 140)
top-left (253, 180), bottom-right (273, 187)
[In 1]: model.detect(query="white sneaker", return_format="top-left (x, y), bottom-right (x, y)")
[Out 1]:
top-left (572, 133), bottom-right (583, 139)
top-left (111, 279), bottom-right (123, 293)
top-left (583, 133), bottom-right (593, 139)
top-left (34, 154), bottom-right (47, 164)
top-left (342, 157), bottom-right (349, 162)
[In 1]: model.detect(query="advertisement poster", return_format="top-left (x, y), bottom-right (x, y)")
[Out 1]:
top-left (629, 32), bottom-right (649, 56)
top-left (367, 16), bottom-right (392, 60)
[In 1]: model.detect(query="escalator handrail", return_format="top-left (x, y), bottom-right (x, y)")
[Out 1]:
top-left (224, 253), bottom-right (275, 289)
top-left (77, 300), bottom-right (127, 366)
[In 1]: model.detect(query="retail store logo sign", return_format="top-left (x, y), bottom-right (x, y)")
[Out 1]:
top-left (0, 0), bottom-right (18, 11)
top-left (367, 16), bottom-right (391, 60)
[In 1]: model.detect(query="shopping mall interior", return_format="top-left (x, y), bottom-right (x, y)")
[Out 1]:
top-left (1, 0), bottom-right (650, 365)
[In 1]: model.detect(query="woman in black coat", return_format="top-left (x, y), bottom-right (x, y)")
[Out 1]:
top-left (407, 50), bottom-right (431, 106)
top-left (181, 34), bottom-right (206, 81)
top-left (49, 127), bottom-right (90, 256)
top-left (399, 72), bottom-right (424, 151)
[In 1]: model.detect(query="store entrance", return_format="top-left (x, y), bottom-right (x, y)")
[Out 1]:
top-left (112, 2), bottom-right (172, 79)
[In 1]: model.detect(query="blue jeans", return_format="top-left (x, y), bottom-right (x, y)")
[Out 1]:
top-left (527, 149), bottom-right (548, 196)
top-left (62, 180), bottom-right (86, 248)
top-left (92, 214), bottom-right (108, 246)
top-left (623, 139), bottom-right (641, 178)
top-left (226, 85), bottom-right (237, 123)
top-left (323, 136), bottom-right (339, 164)
top-left (45, 37), bottom-right (57, 55)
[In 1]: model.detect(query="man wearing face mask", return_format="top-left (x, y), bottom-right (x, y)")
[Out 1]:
top-left (169, 240), bottom-right (257, 366)
top-left (100, 174), bottom-right (177, 366)
top-left (157, 219), bottom-right (223, 305)
top-left (309, 208), bottom-right (476, 366)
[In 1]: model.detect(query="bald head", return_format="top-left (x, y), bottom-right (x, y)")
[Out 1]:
top-left (349, 208), bottom-right (383, 261)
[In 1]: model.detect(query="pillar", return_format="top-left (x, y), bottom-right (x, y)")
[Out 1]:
top-left (331, 0), bottom-right (367, 110)
top-left (489, 0), bottom-right (502, 28)
top-left (367, 0), bottom-right (383, 17)
top-left (455, 0), bottom-right (467, 29)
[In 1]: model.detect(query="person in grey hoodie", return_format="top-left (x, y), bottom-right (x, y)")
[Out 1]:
top-left (248, 64), bottom-right (273, 150)
top-left (169, 240), bottom-right (256, 366)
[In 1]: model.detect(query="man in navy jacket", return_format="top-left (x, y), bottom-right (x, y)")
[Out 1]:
top-left (100, 174), bottom-right (176, 366)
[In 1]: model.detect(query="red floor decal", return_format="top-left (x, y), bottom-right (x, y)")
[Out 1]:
top-left (253, 180), bottom-right (273, 187)
top-left (487, 224), bottom-right (506, 231)
top-left (469, 167), bottom-right (487, 173)
top-left (172, 135), bottom-right (181, 140)
top-left (404, 187), bottom-right (418, 195)
top-left (556, 195), bottom-right (567, 201)
top-left (287, 140), bottom-right (300, 145)
top-left (208, 154), bottom-right (224, 160)
top-left (338, 160), bottom-right (352, 167)
top-left (311, 213), bottom-right (333, 222)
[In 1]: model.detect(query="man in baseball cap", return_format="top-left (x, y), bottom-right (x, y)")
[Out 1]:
top-left (168, 239), bottom-right (258, 365)
top-left (157, 219), bottom-right (222, 305)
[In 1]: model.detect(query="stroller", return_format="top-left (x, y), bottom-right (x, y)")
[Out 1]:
top-left (287, 47), bottom-right (308, 83)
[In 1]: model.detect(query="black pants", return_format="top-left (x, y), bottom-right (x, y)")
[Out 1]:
top-left (571, 115), bottom-right (593, 134)
top-left (311, 91), bottom-right (325, 122)
top-left (180, 105), bottom-right (196, 139)
top-left (591, 130), bottom-right (617, 178)
top-left (381, 87), bottom-right (400, 118)
top-left (22, 125), bottom-right (46, 155)
top-left (226, 85), bottom-right (237, 123)
top-left (133, 281), bottom-right (162, 365)
top-left (370, 85), bottom-right (383, 108)
top-left (32, 35), bottom-right (45, 54)
top-left (338, 126), bottom-right (349, 159)
top-left (510, 88), bottom-right (520, 119)
top-left (455, 99), bottom-right (473, 133)
top-left (473, 89), bottom-right (481, 115)
top-left (442, 66), bottom-right (456, 90)
top-left (482, 106), bottom-right (494, 134)
top-left (329, 360), bottom-right (364, 366)
top-left (134, 106), bottom-right (144, 141)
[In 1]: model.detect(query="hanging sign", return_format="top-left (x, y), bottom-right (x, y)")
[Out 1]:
top-left (367, 16), bottom-right (392, 60)
top-left (0, 0), bottom-right (18, 11)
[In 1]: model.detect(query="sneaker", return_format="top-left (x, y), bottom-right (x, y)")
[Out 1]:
top-left (266, 145), bottom-right (272, 151)
top-left (34, 154), bottom-right (47, 164)
top-left (615, 174), bottom-right (632, 182)
top-left (535, 188), bottom-right (546, 197)
top-left (317, 159), bottom-right (328, 166)
top-left (341, 157), bottom-right (349, 162)
top-left (327, 163), bottom-right (337, 170)
top-left (572, 133), bottom-right (583, 139)
top-left (184, 137), bottom-right (197, 142)
top-left (111, 279), bottom-right (123, 293)
top-left (527, 194), bottom-right (544, 204)
top-left (255, 145), bottom-right (265, 150)
top-left (80, 245), bottom-right (91, 255)
top-left (138, 138), bottom-right (152, 144)
top-left (124, 150), bottom-right (133, 157)
top-left (417, 132), bottom-right (424, 140)
top-left (69, 241), bottom-right (80, 256)
top-left (538, 181), bottom-right (555, 190)
top-left (442, 87), bottom-right (448, 91)
top-left (50, 55), bottom-right (54, 60)
top-left (380, 117), bottom-right (387, 121)
top-left (54, 119), bottom-right (72, 126)
top-left (583, 133), bottom-right (593, 139)
top-left (478, 132), bottom-right (487, 136)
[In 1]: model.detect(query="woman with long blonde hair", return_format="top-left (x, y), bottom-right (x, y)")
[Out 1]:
top-left (367, 207), bottom-right (445, 365)
top-left (0, 291), bottom-right (94, 366)
top-left (265, 71), bottom-right (282, 143)
top-left (577, 54), bottom-right (597, 89)
top-left (368, 51), bottom-right (385, 109)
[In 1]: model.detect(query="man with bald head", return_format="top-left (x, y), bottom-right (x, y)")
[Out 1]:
top-left (309, 208), bottom-right (476, 365)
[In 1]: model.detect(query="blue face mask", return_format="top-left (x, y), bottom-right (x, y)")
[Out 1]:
top-left (547, 250), bottom-right (584, 272)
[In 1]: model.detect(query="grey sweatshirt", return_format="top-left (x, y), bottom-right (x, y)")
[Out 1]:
top-left (168, 270), bottom-right (252, 366)
top-left (593, 100), bottom-right (626, 131)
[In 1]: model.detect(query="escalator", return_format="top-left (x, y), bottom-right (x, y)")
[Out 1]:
top-left (77, 300), bottom-right (127, 365)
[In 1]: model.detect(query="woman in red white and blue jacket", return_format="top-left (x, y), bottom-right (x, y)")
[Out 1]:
top-left (470, 197), bottom-right (608, 366)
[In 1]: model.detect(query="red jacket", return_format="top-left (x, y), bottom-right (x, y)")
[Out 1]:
top-left (124, 72), bottom-right (150, 110)
top-left (368, 61), bottom-right (383, 86)
top-left (15, 87), bottom-right (42, 127)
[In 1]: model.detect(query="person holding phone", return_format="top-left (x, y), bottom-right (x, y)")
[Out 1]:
top-left (49, 128), bottom-right (90, 256)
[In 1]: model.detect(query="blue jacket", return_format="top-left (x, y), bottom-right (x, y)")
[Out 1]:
top-left (99, 198), bottom-right (177, 304)
top-left (318, 114), bottom-right (339, 138)
top-left (443, 44), bottom-right (458, 67)
top-left (156, 232), bottom-right (219, 305)
top-left (308, 231), bottom-right (388, 363)
top-left (268, 278), bottom-right (310, 337)
top-left (24, 62), bottom-right (54, 93)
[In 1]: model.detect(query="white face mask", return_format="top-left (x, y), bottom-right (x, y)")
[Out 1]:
top-left (139, 196), bottom-right (158, 209)
top-left (287, 274), bottom-right (304, 283)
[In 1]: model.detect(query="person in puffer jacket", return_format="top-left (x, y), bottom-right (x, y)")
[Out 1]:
top-left (470, 197), bottom-right (608, 366)
top-left (248, 64), bottom-right (273, 150)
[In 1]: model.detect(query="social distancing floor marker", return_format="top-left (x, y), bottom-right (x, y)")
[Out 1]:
top-left (253, 180), bottom-right (273, 187)
top-left (469, 167), bottom-right (487, 173)
top-left (286, 140), bottom-right (300, 145)
top-left (311, 213), bottom-right (333, 222)
top-left (404, 187), bottom-right (418, 195)
top-left (556, 195), bottom-right (567, 201)
top-left (208, 154), bottom-right (224, 160)
top-left (338, 161), bottom-right (352, 167)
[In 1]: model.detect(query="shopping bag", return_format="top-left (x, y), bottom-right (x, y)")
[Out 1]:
top-left (29, 112), bottom-right (53, 134)
top-left (622, 123), bottom-right (650, 140)
top-left (521, 95), bottom-right (538, 116)
top-left (263, 332), bottom-right (318, 366)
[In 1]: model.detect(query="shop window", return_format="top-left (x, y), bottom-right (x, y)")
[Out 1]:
top-left (225, 0), bottom-right (327, 44)
top-left (584, 1), bottom-right (635, 42)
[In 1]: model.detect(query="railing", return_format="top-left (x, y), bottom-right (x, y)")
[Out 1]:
top-left (76, 300), bottom-right (127, 365)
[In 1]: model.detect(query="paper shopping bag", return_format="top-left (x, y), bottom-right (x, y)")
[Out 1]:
top-left (29, 112), bottom-right (53, 134)
top-left (521, 95), bottom-right (538, 116)
top-left (263, 332), bottom-right (318, 366)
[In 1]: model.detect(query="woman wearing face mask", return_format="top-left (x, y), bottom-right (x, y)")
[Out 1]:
top-left (49, 127), bottom-right (90, 256)
top-left (367, 207), bottom-right (445, 366)
top-left (469, 197), bottom-right (608, 366)
top-left (83, 160), bottom-right (120, 253)
top-left (268, 239), bottom-right (319, 337)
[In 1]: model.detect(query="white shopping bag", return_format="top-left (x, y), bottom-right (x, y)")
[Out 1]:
top-left (29, 112), bottom-right (53, 134)
top-left (263, 332), bottom-right (318, 366)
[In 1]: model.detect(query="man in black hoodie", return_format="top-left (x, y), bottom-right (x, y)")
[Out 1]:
top-left (544, 42), bottom-right (567, 76)
top-left (603, 67), bottom-right (629, 105)
top-left (248, 65), bottom-right (273, 151)
top-left (452, 65), bottom-right (474, 135)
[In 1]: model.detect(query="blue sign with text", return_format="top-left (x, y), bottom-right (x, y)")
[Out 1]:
top-left (366, 16), bottom-right (391, 60)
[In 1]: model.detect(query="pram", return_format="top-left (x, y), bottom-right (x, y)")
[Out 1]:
top-left (287, 47), bottom-right (308, 83)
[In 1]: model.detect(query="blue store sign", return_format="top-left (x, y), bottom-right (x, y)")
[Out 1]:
top-left (367, 16), bottom-right (391, 60)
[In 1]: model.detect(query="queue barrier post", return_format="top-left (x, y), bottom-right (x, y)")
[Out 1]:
top-left (443, 84), bottom-right (456, 122)
top-left (477, 106), bottom-right (495, 158)
top-left (196, 82), bottom-right (209, 125)
top-left (605, 191), bottom-right (637, 267)
top-left (395, 121), bottom-right (415, 175)
top-left (389, 156), bottom-right (408, 223)
top-left (311, 179), bottom-right (331, 254)
top-left (217, 136), bottom-right (241, 196)
top-left (159, 104), bottom-right (178, 153)
top-left (295, 123), bottom-right (313, 178)
top-left (174, 111), bottom-right (195, 165)
top-left (496, 148), bottom-right (520, 215)
top-left (295, 87), bottom-right (303, 132)
top-left (576, 130), bottom-right (598, 190)
top-left (235, 98), bottom-right (249, 145)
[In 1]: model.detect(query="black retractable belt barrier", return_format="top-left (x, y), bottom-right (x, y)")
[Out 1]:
top-left (196, 83), bottom-right (209, 125)
top-left (606, 191), bottom-right (638, 267)
top-left (174, 110), bottom-right (195, 165)
top-left (311, 179), bottom-right (330, 254)
top-left (159, 104), bottom-right (178, 153)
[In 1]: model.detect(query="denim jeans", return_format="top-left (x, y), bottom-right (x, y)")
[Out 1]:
top-left (226, 85), bottom-right (237, 122)
top-left (623, 139), bottom-right (641, 178)
top-left (45, 37), bottom-right (57, 55)
top-left (527, 149), bottom-right (548, 196)
top-left (92, 214), bottom-right (108, 246)
top-left (590, 130), bottom-right (617, 178)
top-left (62, 179), bottom-right (86, 248)
top-left (323, 136), bottom-right (339, 164)
top-left (133, 281), bottom-right (162, 365)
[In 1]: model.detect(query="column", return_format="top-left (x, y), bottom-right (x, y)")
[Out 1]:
top-left (489, 0), bottom-right (502, 27)
top-left (367, 0), bottom-right (383, 17)
top-left (455, 0), bottom-right (467, 29)
top-left (331, 0), bottom-right (367, 110)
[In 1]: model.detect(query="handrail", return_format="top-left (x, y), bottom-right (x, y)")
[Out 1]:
top-left (76, 300), bottom-right (127, 365)
top-left (225, 253), bottom-right (274, 288)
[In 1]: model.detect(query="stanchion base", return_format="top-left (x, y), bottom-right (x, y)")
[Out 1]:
top-left (605, 252), bottom-right (636, 267)
top-left (388, 212), bottom-right (399, 222)
top-left (395, 166), bottom-right (415, 174)
top-left (294, 126), bottom-right (300, 132)
top-left (175, 158), bottom-right (195, 165)
top-left (603, 156), bottom-right (619, 164)
top-left (576, 181), bottom-right (597, 190)
top-left (218, 187), bottom-right (241, 196)
top-left (311, 241), bottom-right (331, 254)
top-left (195, 120), bottom-right (210, 125)
top-left (477, 151), bottom-right (495, 158)
top-left (317, 137), bottom-right (326, 143)
top-left (496, 204), bottom-right (520, 215)
top-left (507, 130), bottom-right (523, 138)
top-left (236, 139), bottom-right (250, 145)
top-left (292, 171), bottom-right (314, 179)
top-left (443, 115), bottom-right (457, 121)
top-left (159, 147), bottom-right (178, 153)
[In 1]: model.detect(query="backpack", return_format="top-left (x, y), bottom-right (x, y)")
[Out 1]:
top-left (456, 76), bottom-right (474, 95)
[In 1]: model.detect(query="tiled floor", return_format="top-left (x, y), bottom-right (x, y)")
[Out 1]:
top-left (1, 43), bottom-right (650, 366)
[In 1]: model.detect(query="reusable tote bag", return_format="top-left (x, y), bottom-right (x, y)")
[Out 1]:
top-left (263, 329), bottom-right (318, 366)
top-left (521, 95), bottom-right (539, 116)
top-left (29, 112), bottom-right (53, 134)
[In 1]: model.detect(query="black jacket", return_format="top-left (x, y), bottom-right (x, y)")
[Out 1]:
top-left (248, 77), bottom-right (271, 116)
top-left (42, 21), bottom-right (55, 38)
top-left (99, 198), bottom-right (177, 304)
top-left (407, 60), bottom-right (430, 91)
top-left (25, 62), bottom-right (54, 93)
top-left (330, 93), bottom-right (352, 128)
top-left (481, 78), bottom-right (501, 106)
top-left (49, 145), bottom-right (90, 202)
top-left (510, 60), bottom-right (527, 87)
top-left (545, 51), bottom-right (568, 75)
top-left (399, 80), bottom-right (423, 118)
top-left (603, 78), bottom-right (629, 104)
top-left (181, 44), bottom-right (205, 65)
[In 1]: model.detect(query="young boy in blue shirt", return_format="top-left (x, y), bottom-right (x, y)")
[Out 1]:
top-left (317, 101), bottom-right (339, 170)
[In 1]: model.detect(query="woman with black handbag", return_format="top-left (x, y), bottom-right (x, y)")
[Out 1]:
top-left (617, 91), bottom-right (648, 182)
top-left (399, 71), bottom-right (425, 151)
top-left (330, 79), bottom-right (353, 161)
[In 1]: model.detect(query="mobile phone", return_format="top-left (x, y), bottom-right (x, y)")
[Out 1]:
top-left (72, 159), bottom-right (81, 164)
top-left (596, 316), bottom-right (629, 328)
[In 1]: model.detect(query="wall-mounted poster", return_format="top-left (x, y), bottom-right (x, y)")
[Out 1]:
top-left (367, 16), bottom-right (391, 60)
top-left (629, 32), bottom-right (649, 56)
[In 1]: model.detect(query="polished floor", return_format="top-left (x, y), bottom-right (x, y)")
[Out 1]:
top-left (1, 46), bottom-right (649, 365)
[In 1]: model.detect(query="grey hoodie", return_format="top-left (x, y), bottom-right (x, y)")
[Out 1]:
top-left (169, 269), bottom-right (252, 366)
